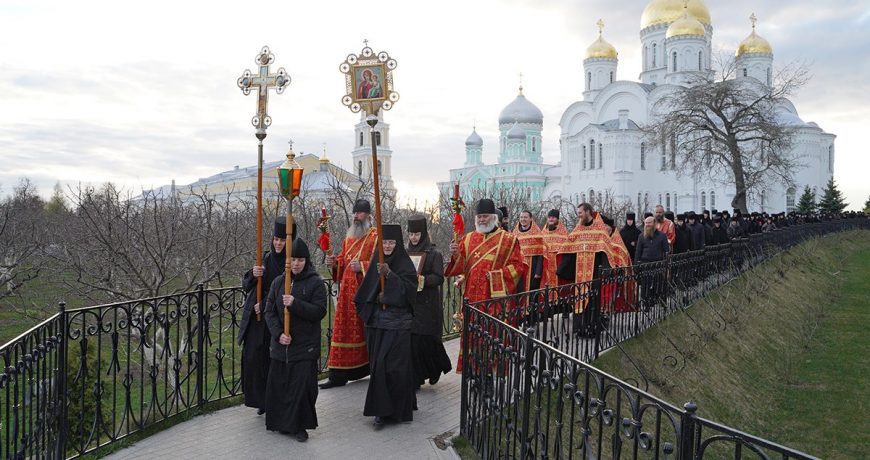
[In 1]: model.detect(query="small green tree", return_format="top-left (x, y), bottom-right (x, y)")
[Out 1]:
top-left (817, 178), bottom-right (848, 214)
top-left (796, 186), bottom-right (816, 214)
top-left (864, 195), bottom-right (870, 214)
top-left (45, 181), bottom-right (69, 214)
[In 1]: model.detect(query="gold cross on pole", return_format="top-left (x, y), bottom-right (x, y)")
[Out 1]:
top-left (237, 46), bottom-right (291, 136)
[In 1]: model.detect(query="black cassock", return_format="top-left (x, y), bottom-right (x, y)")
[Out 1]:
top-left (407, 237), bottom-right (452, 387)
top-left (262, 261), bottom-right (327, 434)
top-left (355, 239), bottom-right (418, 422)
top-left (238, 246), bottom-right (285, 411)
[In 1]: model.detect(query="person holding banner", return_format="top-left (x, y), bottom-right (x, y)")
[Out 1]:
top-left (263, 238), bottom-right (327, 441)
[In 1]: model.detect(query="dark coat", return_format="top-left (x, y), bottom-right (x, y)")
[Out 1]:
top-left (263, 264), bottom-right (327, 363)
top-left (619, 224), bottom-right (641, 260)
top-left (711, 224), bottom-right (730, 245)
top-left (238, 249), bottom-right (285, 345)
top-left (635, 230), bottom-right (670, 264)
top-left (674, 225), bottom-right (693, 254)
top-left (408, 244), bottom-right (445, 337)
top-left (688, 222), bottom-right (706, 250)
top-left (354, 246), bottom-right (418, 330)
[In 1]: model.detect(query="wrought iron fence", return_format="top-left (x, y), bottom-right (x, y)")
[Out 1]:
top-left (460, 219), bottom-right (868, 459)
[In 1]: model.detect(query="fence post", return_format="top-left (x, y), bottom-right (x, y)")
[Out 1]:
top-left (519, 327), bottom-right (536, 459)
top-left (459, 298), bottom-right (470, 437)
top-left (679, 401), bottom-right (698, 459)
top-left (56, 301), bottom-right (68, 458)
top-left (196, 283), bottom-right (205, 408)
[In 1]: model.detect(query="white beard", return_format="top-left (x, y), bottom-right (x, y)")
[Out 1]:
top-left (475, 219), bottom-right (497, 234)
top-left (346, 219), bottom-right (372, 239)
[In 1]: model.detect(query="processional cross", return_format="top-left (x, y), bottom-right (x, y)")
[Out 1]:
top-left (237, 46), bottom-right (291, 139)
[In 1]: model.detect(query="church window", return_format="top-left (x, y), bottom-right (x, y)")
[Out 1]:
top-left (581, 193), bottom-right (586, 203)
top-left (767, 68), bottom-right (772, 86)
top-left (672, 52), bottom-right (677, 72)
top-left (701, 192), bottom-right (706, 208)
top-left (637, 193), bottom-right (642, 214)
top-left (698, 51), bottom-right (703, 70)
top-left (532, 137), bottom-right (536, 152)
top-left (377, 160), bottom-right (383, 177)
top-left (658, 193), bottom-right (663, 206)
top-left (669, 135), bottom-right (677, 169)
top-left (609, 71), bottom-right (613, 83)
top-left (582, 145), bottom-right (587, 169)
top-left (644, 193), bottom-right (649, 212)
top-left (743, 68), bottom-right (748, 77)
top-left (589, 189), bottom-right (595, 203)
top-left (598, 191), bottom-right (603, 203)
top-left (652, 43), bottom-right (657, 67)
top-left (598, 143), bottom-right (603, 169)
top-left (660, 148), bottom-right (666, 170)
top-left (589, 140), bottom-right (596, 169)
top-left (644, 46), bottom-right (649, 69)
top-left (375, 131), bottom-right (382, 146)
top-left (587, 72), bottom-right (592, 89)
top-left (357, 160), bottom-right (362, 176)
top-left (359, 132), bottom-right (364, 146)
top-left (786, 187), bottom-right (796, 212)
top-left (761, 190), bottom-right (766, 211)
top-left (710, 191), bottom-right (716, 207)
top-left (828, 145), bottom-right (833, 172)
top-left (640, 143), bottom-right (646, 170)
top-left (666, 193), bottom-right (671, 211)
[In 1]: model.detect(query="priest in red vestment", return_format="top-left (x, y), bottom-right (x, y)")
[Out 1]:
top-left (512, 210), bottom-right (548, 293)
top-left (540, 209), bottom-right (568, 286)
top-left (446, 198), bottom-right (525, 372)
top-left (556, 203), bottom-right (632, 337)
top-left (320, 199), bottom-right (378, 389)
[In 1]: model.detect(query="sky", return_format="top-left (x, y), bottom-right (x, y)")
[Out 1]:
top-left (1, 0), bottom-right (869, 210)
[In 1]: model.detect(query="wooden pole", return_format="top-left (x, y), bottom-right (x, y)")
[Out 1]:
top-left (367, 113), bottom-right (386, 302)
top-left (284, 201), bottom-right (293, 336)
top-left (255, 133), bottom-right (266, 321)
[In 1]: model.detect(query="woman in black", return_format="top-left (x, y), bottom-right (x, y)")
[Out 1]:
top-left (238, 218), bottom-right (289, 415)
top-left (406, 216), bottom-right (451, 389)
top-left (263, 238), bottom-right (327, 442)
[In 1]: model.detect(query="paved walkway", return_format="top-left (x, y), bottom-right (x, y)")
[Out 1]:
top-left (106, 339), bottom-right (462, 460)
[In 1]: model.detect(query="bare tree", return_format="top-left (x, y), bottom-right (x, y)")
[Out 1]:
top-left (644, 57), bottom-right (810, 212)
top-left (0, 179), bottom-right (45, 301)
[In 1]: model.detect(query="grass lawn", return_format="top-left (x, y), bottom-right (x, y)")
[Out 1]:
top-left (593, 230), bottom-right (870, 459)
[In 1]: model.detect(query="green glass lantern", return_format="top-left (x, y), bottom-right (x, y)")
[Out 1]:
top-left (277, 143), bottom-right (303, 200)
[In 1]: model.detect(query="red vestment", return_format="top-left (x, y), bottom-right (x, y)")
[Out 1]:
top-left (601, 230), bottom-right (637, 313)
top-left (559, 213), bottom-right (633, 312)
top-left (446, 228), bottom-right (525, 372)
top-left (327, 228), bottom-right (377, 371)
top-left (540, 221), bottom-right (568, 287)
top-left (656, 218), bottom-right (676, 249)
top-left (512, 221), bottom-right (550, 292)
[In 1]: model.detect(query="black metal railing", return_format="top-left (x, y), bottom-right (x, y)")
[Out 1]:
top-left (1, 274), bottom-right (463, 459)
top-left (460, 219), bottom-right (868, 459)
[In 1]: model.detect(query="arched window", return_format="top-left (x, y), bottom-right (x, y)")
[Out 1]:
top-left (644, 193), bottom-right (649, 212)
top-left (375, 131), bottom-right (382, 146)
top-left (666, 193), bottom-right (671, 211)
top-left (357, 160), bottom-right (362, 176)
top-left (377, 160), bottom-right (383, 177)
top-left (698, 51), bottom-right (703, 70)
top-left (760, 190), bottom-right (766, 211)
top-left (661, 147), bottom-right (667, 170)
top-left (598, 143), bottom-right (603, 169)
top-left (640, 143), bottom-right (646, 170)
top-left (766, 68), bottom-right (772, 86)
top-left (637, 193), bottom-right (642, 213)
top-left (532, 137), bottom-right (536, 152)
top-left (644, 46), bottom-right (649, 69)
top-left (652, 43), bottom-right (657, 67)
top-left (743, 68), bottom-right (748, 77)
top-left (711, 190), bottom-right (716, 207)
top-left (670, 135), bottom-right (677, 169)
top-left (672, 52), bottom-right (678, 72)
top-left (609, 71), bottom-right (614, 83)
top-left (658, 193), bottom-right (663, 207)
top-left (786, 187), bottom-right (796, 212)
top-left (582, 145), bottom-right (587, 170)
top-left (589, 189), bottom-right (595, 204)
top-left (359, 132), bottom-right (364, 146)
top-left (701, 192), bottom-right (706, 208)
top-left (589, 140), bottom-right (596, 169)
top-left (828, 145), bottom-right (833, 172)
top-left (587, 72), bottom-right (592, 89)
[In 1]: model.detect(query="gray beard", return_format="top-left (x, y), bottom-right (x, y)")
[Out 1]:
top-left (347, 219), bottom-right (371, 239)
top-left (475, 220), bottom-right (497, 234)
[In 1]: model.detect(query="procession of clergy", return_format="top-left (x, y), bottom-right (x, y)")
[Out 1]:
top-left (236, 195), bottom-right (677, 442)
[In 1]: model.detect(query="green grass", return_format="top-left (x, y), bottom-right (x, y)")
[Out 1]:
top-left (451, 435), bottom-right (481, 460)
top-left (592, 229), bottom-right (870, 459)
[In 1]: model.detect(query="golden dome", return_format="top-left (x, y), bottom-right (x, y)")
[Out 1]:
top-left (641, 0), bottom-right (711, 29)
top-left (736, 14), bottom-right (773, 56)
top-left (666, 5), bottom-right (706, 38)
top-left (585, 19), bottom-right (618, 59)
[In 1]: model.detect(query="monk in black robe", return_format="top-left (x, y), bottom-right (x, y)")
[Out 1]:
top-left (619, 212), bottom-right (641, 261)
top-left (406, 216), bottom-right (451, 389)
top-left (354, 224), bottom-right (418, 428)
top-left (263, 238), bottom-right (327, 442)
top-left (238, 218), bottom-right (291, 414)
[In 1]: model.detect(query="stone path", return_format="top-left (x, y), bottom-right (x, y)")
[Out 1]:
top-left (105, 339), bottom-right (462, 460)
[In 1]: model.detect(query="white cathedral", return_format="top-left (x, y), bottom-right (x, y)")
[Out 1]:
top-left (441, 0), bottom-right (835, 215)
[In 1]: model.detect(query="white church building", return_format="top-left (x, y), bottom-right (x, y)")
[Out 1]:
top-left (445, 0), bottom-right (835, 215)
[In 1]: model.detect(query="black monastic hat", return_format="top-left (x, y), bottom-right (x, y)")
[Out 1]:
top-left (626, 212), bottom-right (636, 220)
top-left (643, 212), bottom-right (654, 219)
top-left (475, 198), bottom-right (496, 215)
top-left (353, 199), bottom-right (372, 214)
top-left (602, 215), bottom-right (614, 228)
top-left (498, 206), bottom-right (509, 219)
top-left (291, 238), bottom-right (310, 259)
top-left (273, 219), bottom-right (297, 240)
top-left (665, 211), bottom-right (675, 221)
top-left (547, 209), bottom-right (560, 219)
top-left (381, 224), bottom-right (404, 244)
top-left (407, 215), bottom-right (427, 234)
top-left (676, 213), bottom-right (686, 221)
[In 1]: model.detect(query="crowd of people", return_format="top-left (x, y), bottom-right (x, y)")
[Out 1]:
top-left (235, 195), bottom-right (865, 442)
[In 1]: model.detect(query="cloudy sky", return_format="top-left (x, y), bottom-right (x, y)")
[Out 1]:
top-left (2, 0), bottom-right (869, 209)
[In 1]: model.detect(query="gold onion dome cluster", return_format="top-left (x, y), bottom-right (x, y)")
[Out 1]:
top-left (666, 6), bottom-right (706, 38)
top-left (736, 17), bottom-right (773, 56)
top-left (641, 0), bottom-right (711, 29)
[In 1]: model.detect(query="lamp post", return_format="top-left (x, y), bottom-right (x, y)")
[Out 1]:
top-left (277, 140), bottom-right (304, 336)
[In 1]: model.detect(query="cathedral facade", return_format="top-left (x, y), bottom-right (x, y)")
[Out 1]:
top-left (443, 0), bottom-right (835, 215)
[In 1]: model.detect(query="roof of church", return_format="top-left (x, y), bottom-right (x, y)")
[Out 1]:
top-left (595, 118), bottom-right (641, 131)
top-left (499, 93), bottom-right (544, 125)
top-left (465, 128), bottom-right (483, 146)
